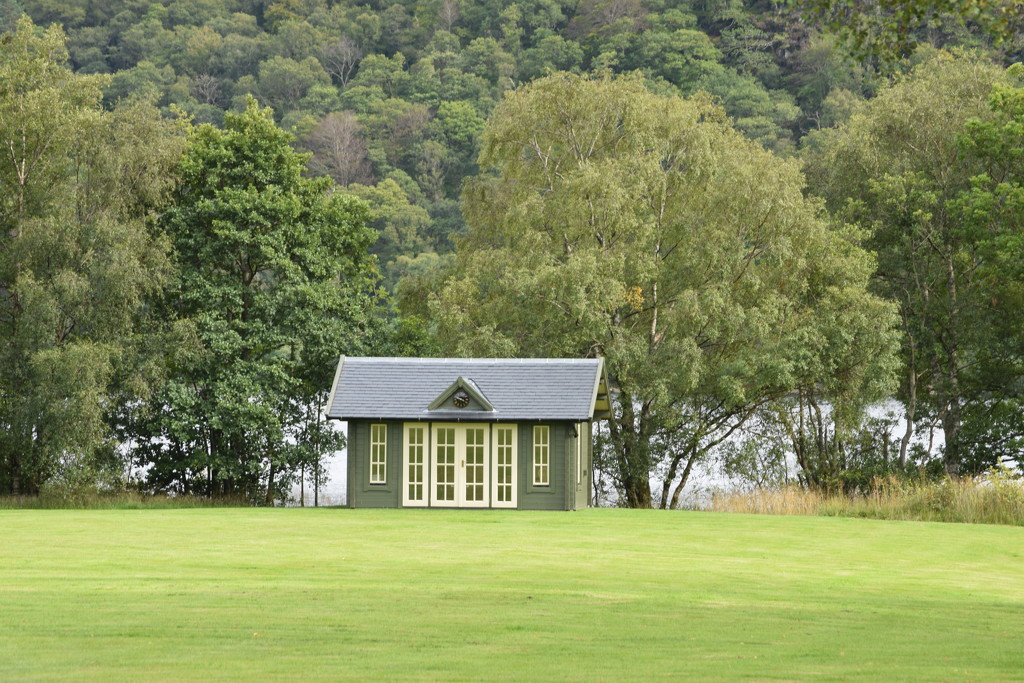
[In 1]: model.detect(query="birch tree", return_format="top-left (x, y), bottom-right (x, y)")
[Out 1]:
top-left (433, 72), bottom-right (898, 507)
top-left (0, 19), bottom-right (184, 494)
top-left (804, 51), bottom-right (1012, 474)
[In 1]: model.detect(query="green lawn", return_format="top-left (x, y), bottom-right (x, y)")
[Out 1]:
top-left (1, 509), bottom-right (1022, 681)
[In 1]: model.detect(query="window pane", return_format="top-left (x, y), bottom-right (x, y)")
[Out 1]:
top-left (406, 426), bottom-right (424, 502)
top-left (371, 424), bottom-right (387, 484)
top-left (533, 426), bottom-right (549, 486)
top-left (436, 428), bottom-right (455, 501)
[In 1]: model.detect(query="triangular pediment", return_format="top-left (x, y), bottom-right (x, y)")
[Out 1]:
top-left (427, 376), bottom-right (495, 412)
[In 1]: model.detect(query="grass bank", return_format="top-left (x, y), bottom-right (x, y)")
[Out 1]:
top-left (1, 508), bottom-right (1022, 680)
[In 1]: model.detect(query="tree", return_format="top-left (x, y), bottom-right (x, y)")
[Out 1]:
top-left (950, 63), bottom-right (1024, 472)
top-left (433, 73), bottom-right (898, 507)
top-left (791, 0), bottom-right (1024, 67)
top-left (438, 0), bottom-right (460, 32)
top-left (0, 0), bottom-right (24, 33)
top-left (804, 51), bottom-right (1012, 474)
top-left (348, 53), bottom-right (409, 99)
top-left (430, 99), bottom-right (485, 177)
top-left (304, 111), bottom-right (374, 186)
top-left (519, 34), bottom-right (584, 80)
top-left (0, 19), bottom-right (185, 494)
top-left (346, 177), bottom-right (433, 288)
top-left (103, 60), bottom-right (177, 107)
top-left (458, 37), bottom-right (514, 84)
top-left (136, 98), bottom-right (383, 502)
top-left (320, 35), bottom-right (363, 87)
top-left (568, 0), bottom-right (646, 42)
top-left (256, 55), bottom-right (330, 119)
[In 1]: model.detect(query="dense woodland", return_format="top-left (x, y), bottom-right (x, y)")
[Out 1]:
top-left (2, 0), bottom-right (1024, 506)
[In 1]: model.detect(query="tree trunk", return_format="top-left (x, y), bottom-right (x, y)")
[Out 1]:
top-left (264, 462), bottom-right (276, 506)
top-left (618, 437), bottom-right (652, 507)
top-left (668, 453), bottom-right (699, 509)
top-left (942, 253), bottom-right (962, 476)
top-left (623, 475), bottom-right (651, 507)
top-left (898, 340), bottom-right (917, 468)
top-left (659, 453), bottom-right (680, 509)
top-left (10, 457), bottom-right (21, 496)
top-left (610, 394), bottom-right (652, 508)
top-left (942, 399), bottom-right (961, 476)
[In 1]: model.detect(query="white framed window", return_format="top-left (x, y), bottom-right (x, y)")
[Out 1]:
top-left (370, 423), bottom-right (387, 484)
top-left (403, 423), bottom-right (427, 506)
top-left (532, 425), bottom-right (550, 486)
top-left (492, 424), bottom-right (518, 508)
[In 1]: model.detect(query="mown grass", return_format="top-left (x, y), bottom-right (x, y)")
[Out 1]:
top-left (1, 509), bottom-right (1022, 681)
top-left (708, 471), bottom-right (1024, 526)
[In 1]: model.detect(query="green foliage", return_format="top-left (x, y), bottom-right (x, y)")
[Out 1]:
top-left (769, 396), bottom-right (911, 493)
top-left (790, 0), bottom-right (1023, 68)
top-left (104, 60), bottom-right (176, 106)
top-left (804, 51), bottom-right (1016, 474)
top-left (519, 33), bottom-right (584, 80)
top-left (951, 69), bottom-right (1024, 473)
top-left (0, 18), bottom-right (185, 495)
top-left (436, 72), bottom-right (899, 507)
top-left (257, 55), bottom-right (331, 118)
top-left (715, 411), bottom-right (792, 491)
top-left (345, 177), bottom-right (433, 286)
top-left (134, 98), bottom-right (384, 502)
top-left (9, 0), bottom-right (1024, 496)
top-left (0, 0), bottom-right (25, 32)
top-left (716, 404), bottom-right (909, 495)
top-left (19, 0), bottom-right (936, 279)
top-left (957, 398), bottom-right (1024, 473)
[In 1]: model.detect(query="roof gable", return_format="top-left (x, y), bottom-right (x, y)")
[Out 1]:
top-left (427, 376), bottom-right (495, 412)
top-left (326, 357), bottom-right (609, 422)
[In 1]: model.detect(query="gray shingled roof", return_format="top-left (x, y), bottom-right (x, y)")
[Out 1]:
top-left (326, 357), bottom-right (607, 422)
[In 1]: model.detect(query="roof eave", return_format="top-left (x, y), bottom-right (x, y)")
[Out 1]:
top-left (590, 357), bottom-right (613, 420)
top-left (324, 355), bottom-right (345, 418)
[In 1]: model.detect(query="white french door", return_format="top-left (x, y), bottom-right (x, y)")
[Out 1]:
top-left (432, 425), bottom-right (458, 506)
top-left (429, 423), bottom-right (491, 507)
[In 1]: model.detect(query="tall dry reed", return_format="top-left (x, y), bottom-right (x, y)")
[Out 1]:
top-left (705, 469), bottom-right (1024, 526)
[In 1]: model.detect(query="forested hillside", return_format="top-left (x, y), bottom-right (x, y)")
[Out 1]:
top-left (9, 0), bottom-right (1014, 288)
top-left (2, 0), bottom-right (1024, 505)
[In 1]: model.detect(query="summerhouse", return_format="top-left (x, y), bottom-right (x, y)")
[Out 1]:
top-left (325, 357), bottom-right (611, 510)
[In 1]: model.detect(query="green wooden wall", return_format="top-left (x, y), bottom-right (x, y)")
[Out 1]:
top-left (347, 421), bottom-right (402, 508)
top-left (518, 423), bottom-right (567, 511)
top-left (347, 420), bottom-right (593, 510)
